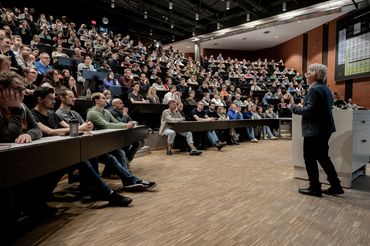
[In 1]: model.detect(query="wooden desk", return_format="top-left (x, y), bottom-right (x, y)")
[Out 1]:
top-left (0, 126), bottom-right (148, 190)
top-left (0, 136), bottom-right (80, 190)
top-left (80, 126), bottom-right (148, 161)
top-left (167, 119), bottom-right (277, 132)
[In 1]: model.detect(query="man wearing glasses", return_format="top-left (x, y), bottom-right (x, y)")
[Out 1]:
top-left (35, 52), bottom-right (52, 75)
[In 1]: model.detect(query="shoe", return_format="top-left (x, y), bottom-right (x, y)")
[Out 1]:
top-left (216, 142), bottom-right (226, 150)
top-left (138, 180), bottom-right (157, 191)
top-left (108, 192), bottom-right (132, 207)
top-left (166, 145), bottom-right (172, 155)
top-left (233, 140), bottom-right (240, 145)
top-left (264, 136), bottom-right (268, 140)
top-left (270, 136), bottom-right (278, 140)
top-left (298, 188), bottom-right (322, 197)
top-left (122, 183), bottom-right (145, 192)
top-left (322, 186), bottom-right (344, 195)
top-left (190, 149), bottom-right (202, 155)
top-left (251, 138), bottom-right (259, 143)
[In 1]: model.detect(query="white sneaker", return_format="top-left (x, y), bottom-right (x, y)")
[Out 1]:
top-left (270, 136), bottom-right (278, 140)
top-left (251, 138), bottom-right (259, 143)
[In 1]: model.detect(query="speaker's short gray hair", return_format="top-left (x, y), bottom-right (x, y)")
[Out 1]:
top-left (308, 63), bottom-right (327, 83)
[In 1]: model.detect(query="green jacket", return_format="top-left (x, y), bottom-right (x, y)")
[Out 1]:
top-left (86, 106), bottom-right (127, 129)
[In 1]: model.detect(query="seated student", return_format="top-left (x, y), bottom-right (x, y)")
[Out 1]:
top-left (0, 71), bottom-right (41, 143)
top-left (128, 82), bottom-right (149, 104)
top-left (32, 87), bottom-right (132, 206)
top-left (265, 104), bottom-right (279, 136)
top-left (102, 89), bottom-right (112, 108)
top-left (146, 86), bottom-right (161, 104)
top-left (205, 101), bottom-right (229, 143)
top-left (256, 106), bottom-right (278, 140)
top-left (103, 71), bottom-right (119, 89)
top-left (0, 71), bottom-right (56, 220)
top-left (185, 90), bottom-right (197, 105)
top-left (346, 98), bottom-right (360, 110)
top-left (77, 56), bottom-right (96, 96)
top-left (108, 98), bottom-right (144, 163)
top-left (200, 92), bottom-right (211, 106)
top-left (35, 52), bottom-right (53, 75)
top-left (22, 67), bottom-right (38, 109)
top-left (86, 92), bottom-right (157, 190)
top-left (191, 101), bottom-right (226, 150)
top-left (152, 77), bottom-right (167, 91)
top-left (159, 100), bottom-right (202, 156)
top-left (162, 85), bottom-right (180, 104)
top-left (278, 97), bottom-right (292, 117)
top-left (218, 105), bottom-right (239, 145)
top-left (241, 104), bottom-right (259, 142)
top-left (211, 92), bottom-right (226, 107)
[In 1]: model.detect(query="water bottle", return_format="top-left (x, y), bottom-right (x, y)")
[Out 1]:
top-left (86, 88), bottom-right (91, 99)
top-left (69, 117), bottom-right (79, 137)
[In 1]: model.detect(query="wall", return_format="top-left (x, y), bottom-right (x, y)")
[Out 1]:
top-left (307, 25), bottom-right (323, 65)
top-left (275, 35), bottom-right (304, 74)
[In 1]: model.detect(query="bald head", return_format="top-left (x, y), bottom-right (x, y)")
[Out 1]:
top-left (112, 98), bottom-right (124, 110)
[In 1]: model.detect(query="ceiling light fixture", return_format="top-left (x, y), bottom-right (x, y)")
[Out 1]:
top-left (172, 35), bottom-right (174, 41)
top-left (195, 13), bottom-right (199, 21)
top-left (144, 11), bottom-right (148, 19)
top-left (246, 13), bottom-right (250, 22)
top-left (282, 2), bottom-right (287, 12)
top-left (149, 29), bottom-right (152, 36)
top-left (226, 1), bottom-right (230, 10)
top-left (169, 1), bottom-right (173, 10)
top-left (111, 0), bottom-right (115, 8)
top-left (217, 23), bottom-right (220, 30)
top-left (171, 22), bottom-right (174, 29)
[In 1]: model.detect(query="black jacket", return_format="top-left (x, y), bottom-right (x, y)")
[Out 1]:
top-left (290, 82), bottom-right (335, 137)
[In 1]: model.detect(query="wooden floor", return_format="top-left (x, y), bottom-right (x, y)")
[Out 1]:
top-left (14, 140), bottom-right (370, 246)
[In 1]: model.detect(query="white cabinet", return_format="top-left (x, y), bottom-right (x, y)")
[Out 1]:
top-left (292, 110), bottom-right (370, 188)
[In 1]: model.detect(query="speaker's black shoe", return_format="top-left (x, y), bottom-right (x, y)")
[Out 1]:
top-left (298, 188), bottom-right (322, 197)
top-left (322, 186), bottom-right (344, 195)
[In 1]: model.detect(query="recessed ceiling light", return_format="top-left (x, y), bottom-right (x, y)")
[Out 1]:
top-left (297, 20), bottom-right (301, 23)
top-left (186, 46), bottom-right (190, 48)
top-left (274, 35), bottom-right (278, 39)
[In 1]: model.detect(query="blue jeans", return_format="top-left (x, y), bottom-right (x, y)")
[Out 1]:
top-left (79, 159), bottom-right (112, 195)
top-left (246, 127), bottom-right (255, 140)
top-left (262, 125), bottom-right (274, 138)
top-left (163, 129), bottom-right (194, 145)
top-left (99, 149), bottom-right (140, 186)
top-left (207, 130), bottom-right (220, 145)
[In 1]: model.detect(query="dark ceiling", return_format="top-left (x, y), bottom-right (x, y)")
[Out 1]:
top-left (7, 0), bottom-right (328, 43)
